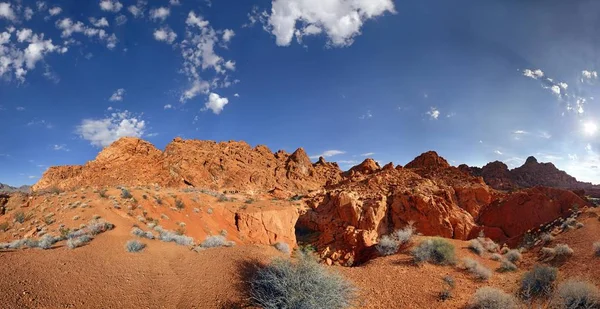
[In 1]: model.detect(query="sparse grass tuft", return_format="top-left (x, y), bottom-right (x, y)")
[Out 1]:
top-left (198, 235), bottom-right (235, 248)
top-left (375, 223), bottom-right (415, 256)
top-left (98, 188), bottom-right (108, 198)
top-left (121, 188), bottom-right (133, 199)
top-left (274, 242), bottom-right (290, 254)
top-left (552, 280), bottom-right (600, 309)
top-left (175, 199), bottom-right (185, 210)
top-left (157, 228), bottom-right (194, 246)
top-left (131, 227), bottom-right (155, 239)
top-left (540, 233), bottom-right (554, 245)
top-left (67, 234), bottom-right (93, 249)
top-left (249, 254), bottom-right (358, 309)
top-left (462, 258), bottom-right (492, 281)
top-left (469, 287), bottom-right (519, 309)
top-left (497, 259), bottom-right (518, 272)
top-left (468, 239), bottom-right (485, 256)
top-left (0, 222), bottom-right (9, 232)
top-left (503, 249), bottom-right (522, 263)
top-left (13, 211), bottom-right (26, 223)
top-left (125, 239), bottom-right (146, 252)
top-left (412, 237), bottom-right (456, 265)
top-left (490, 253), bottom-right (502, 261)
top-left (520, 264), bottom-right (558, 299)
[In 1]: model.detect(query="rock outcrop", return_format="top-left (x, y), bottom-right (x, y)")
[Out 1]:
top-left (235, 207), bottom-right (299, 247)
top-left (33, 137), bottom-right (342, 193)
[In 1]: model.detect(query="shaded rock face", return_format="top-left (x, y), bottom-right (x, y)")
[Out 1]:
top-left (463, 156), bottom-right (600, 195)
top-left (33, 137), bottom-right (342, 193)
top-left (235, 207), bottom-right (299, 247)
top-left (477, 187), bottom-right (590, 239)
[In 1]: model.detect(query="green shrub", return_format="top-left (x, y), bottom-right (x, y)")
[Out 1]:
top-left (411, 237), bottom-right (456, 265)
top-left (249, 254), bottom-right (358, 309)
top-left (520, 265), bottom-right (558, 299)
top-left (552, 280), bottom-right (600, 309)
top-left (469, 287), bottom-right (519, 309)
top-left (125, 239), bottom-right (146, 252)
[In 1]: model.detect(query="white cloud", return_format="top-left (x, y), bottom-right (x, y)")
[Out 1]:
top-left (262, 0), bottom-right (395, 47)
top-left (150, 7), bottom-right (170, 21)
top-left (77, 111), bottom-right (146, 147)
top-left (513, 130), bottom-right (527, 134)
top-left (164, 104), bottom-right (173, 109)
top-left (49, 7), bottom-right (62, 16)
top-left (170, 0), bottom-right (181, 5)
top-left (568, 154), bottom-right (578, 161)
top-left (361, 152), bottom-right (375, 156)
top-left (16, 29), bottom-right (33, 42)
top-left (359, 110), bottom-right (372, 119)
top-left (53, 144), bottom-right (69, 151)
top-left (24, 7), bottom-right (34, 20)
top-left (224, 60), bottom-right (235, 71)
top-left (27, 119), bottom-right (53, 129)
top-left (16, 106), bottom-right (25, 111)
top-left (494, 150), bottom-right (503, 155)
top-left (522, 68), bottom-right (544, 79)
top-left (181, 80), bottom-right (210, 102)
top-left (90, 17), bottom-right (109, 27)
top-left (309, 150), bottom-right (345, 159)
top-left (550, 85), bottom-right (561, 95)
top-left (427, 107), bottom-right (440, 119)
top-left (100, 0), bottom-right (123, 13)
top-left (222, 29), bottom-right (235, 42)
top-left (202, 92), bottom-right (228, 114)
top-left (558, 82), bottom-right (568, 90)
top-left (153, 27), bottom-right (177, 44)
top-left (234, 93), bottom-right (239, 97)
top-left (0, 2), bottom-right (16, 21)
top-left (109, 88), bottom-right (125, 101)
top-left (115, 14), bottom-right (127, 26)
top-left (582, 70), bottom-right (598, 80)
top-left (127, 0), bottom-right (146, 18)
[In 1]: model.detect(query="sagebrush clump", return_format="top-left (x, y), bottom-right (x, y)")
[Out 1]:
top-left (520, 264), bottom-right (558, 299)
top-left (469, 287), bottom-right (519, 309)
top-left (131, 227), bottom-right (155, 239)
top-left (503, 249), bottom-right (522, 263)
top-left (274, 242), bottom-right (291, 254)
top-left (375, 223), bottom-right (415, 256)
top-left (462, 258), bottom-right (492, 281)
top-left (155, 226), bottom-right (194, 246)
top-left (125, 239), bottom-right (146, 252)
top-left (249, 254), bottom-right (358, 309)
top-left (552, 280), bottom-right (600, 309)
top-left (468, 239), bottom-right (485, 256)
top-left (497, 259), bottom-right (517, 272)
top-left (411, 237), bottom-right (456, 265)
top-left (67, 234), bottom-right (93, 249)
top-left (541, 244), bottom-right (574, 262)
top-left (198, 235), bottom-right (235, 248)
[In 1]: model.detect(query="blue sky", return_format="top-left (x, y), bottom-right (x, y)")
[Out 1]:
top-left (1, 0), bottom-right (600, 186)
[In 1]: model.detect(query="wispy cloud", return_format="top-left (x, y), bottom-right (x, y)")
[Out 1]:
top-left (27, 119), bottom-right (54, 129)
top-left (309, 150), bottom-right (346, 159)
top-left (427, 107), bottom-right (440, 120)
top-left (359, 110), bottom-right (373, 120)
top-left (361, 152), bottom-right (375, 156)
top-left (109, 88), bottom-right (126, 101)
top-left (52, 144), bottom-right (69, 151)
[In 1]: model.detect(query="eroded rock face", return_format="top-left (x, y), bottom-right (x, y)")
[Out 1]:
top-left (34, 137), bottom-right (343, 193)
top-left (405, 151), bottom-right (451, 169)
top-left (235, 207), bottom-right (299, 247)
top-left (477, 187), bottom-right (590, 238)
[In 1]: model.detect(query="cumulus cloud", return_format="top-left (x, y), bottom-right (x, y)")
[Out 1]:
top-left (109, 88), bottom-right (125, 101)
top-left (100, 0), bottom-right (123, 13)
top-left (234, 93), bottom-right (239, 97)
top-left (150, 7), bottom-right (170, 21)
top-left (359, 110), bottom-right (372, 119)
top-left (203, 92), bottom-right (228, 114)
top-left (257, 0), bottom-right (395, 47)
top-left (153, 27), bottom-right (177, 44)
top-left (16, 29), bottom-right (33, 42)
top-left (224, 60), bottom-right (235, 71)
top-left (522, 69), bottom-right (544, 79)
top-left (115, 14), bottom-right (127, 26)
top-left (164, 104), bottom-right (173, 109)
top-left (90, 17), bottom-right (109, 27)
top-left (582, 70), bottom-right (597, 80)
top-left (222, 29), bottom-right (235, 42)
top-left (169, 0), bottom-right (181, 5)
top-left (48, 6), bottom-right (62, 16)
top-left (309, 150), bottom-right (346, 159)
top-left (127, 0), bottom-right (146, 18)
top-left (427, 107), bottom-right (440, 119)
top-left (24, 7), bottom-right (34, 20)
top-left (0, 2), bottom-right (16, 21)
top-left (77, 111), bottom-right (145, 147)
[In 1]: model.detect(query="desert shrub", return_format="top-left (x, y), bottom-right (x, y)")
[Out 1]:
top-left (245, 199), bottom-right (255, 204)
top-left (24, 238), bottom-right (39, 248)
top-left (497, 259), bottom-right (518, 272)
top-left (274, 242), bottom-right (290, 254)
top-left (131, 227), bottom-right (154, 239)
top-left (67, 234), bottom-right (93, 249)
top-left (59, 226), bottom-right (71, 239)
top-left (207, 208), bottom-right (214, 214)
top-left (154, 197), bottom-right (163, 205)
top-left (412, 237), bottom-right (456, 265)
top-left (7, 239), bottom-right (27, 249)
top-left (575, 222), bottom-right (584, 229)
top-left (541, 244), bottom-right (574, 262)
top-left (249, 254), bottom-right (358, 309)
top-left (594, 242), bottom-right (600, 257)
top-left (37, 234), bottom-right (60, 249)
top-left (469, 239), bottom-right (485, 256)
top-left (13, 211), bottom-right (26, 223)
top-left (0, 222), bottom-right (9, 232)
top-left (504, 249), bottom-right (522, 263)
top-left (469, 287), bottom-right (519, 309)
top-left (554, 244), bottom-right (574, 257)
top-left (479, 238), bottom-right (500, 253)
top-left (540, 233), bottom-right (554, 245)
top-left (520, 264), bottom-right (558, 299)
top-left (490, 253), bottom-right (502, 261)
top-left (121, 188), bottom-right (132, 199)
top-left (199, 235), bottom-right (235, 248)
top-left (392, 222), bottom-right (415, 246)
top-left (439, 275), bottom-right (455, 301)
top-left (552, 280), bottom-right (600, 309)
top-left (87, 221), bottom-right (115, 235)
top-left (561, 218), bottom-right (577, 230)
top-left (193, 208), bottom-right (200, 213)
top-left (125, 239), bottom-right (146, 252)
top-left (72, 215), bottom-right (80, 221)
top-left (175, 199), bottom-right (185, 210)
top-left (98, 189), bottom-right (108, 198)
top-left (158, 229), bottom-right (194, 246)
top-left (463, 258), bottom-right (492, 281)
top-left (376, 235), bottom-right (399, 256)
